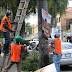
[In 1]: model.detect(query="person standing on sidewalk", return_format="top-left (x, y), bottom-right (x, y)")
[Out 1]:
top-left (0, 10), bottom-right (18, 53)
top-left (2, 36), bottom-right (27, 72)
top-left (49, 33), bottom-right (62, 72)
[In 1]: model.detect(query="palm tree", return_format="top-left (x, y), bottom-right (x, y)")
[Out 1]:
top-left (48, 0), bottom-right (68, 27)
top-left (37, 0), bottom-right (50, 68)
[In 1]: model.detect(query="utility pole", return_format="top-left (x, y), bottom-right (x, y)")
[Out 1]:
top-left (37, 0), bottom-right (50, 68)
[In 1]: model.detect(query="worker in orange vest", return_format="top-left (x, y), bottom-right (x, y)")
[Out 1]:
top-left (48, 33), bottom-right (62, 72)
top-left (2, 36), bottom-right (27, 72)
top-left (0, 10), bottom-right (18, 54)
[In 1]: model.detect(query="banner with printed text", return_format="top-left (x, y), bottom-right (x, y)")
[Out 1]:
top-left (42, 9), bottom-right (52, 38)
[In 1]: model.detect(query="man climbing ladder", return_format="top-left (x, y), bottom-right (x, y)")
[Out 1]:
top-left (0, 10), bottom-right (18, 54)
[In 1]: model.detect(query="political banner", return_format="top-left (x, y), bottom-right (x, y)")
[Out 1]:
top-left (42, 9), bottom-right (52, 38)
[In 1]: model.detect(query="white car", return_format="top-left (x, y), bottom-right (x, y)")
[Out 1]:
top-left (27, 41), bottom-right (39, 52)
top-left (49, 42), bottom-right (72, 65)
top-left (60, 42), bottom-right (72, 65)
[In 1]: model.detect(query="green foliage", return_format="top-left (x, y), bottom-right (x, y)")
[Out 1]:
top-left (48, 0), bottom-right (68, 17)
top-left (20, 40), bottom-right (30, 46)
top-left (22, 60), bottom-right (38, 72)
top-left (48, 0), bottom-right (68, 25)
top-left (22, 52), bottom-right (29, 60)
top-left (25, 22), bottom-right (32, 34)
top-left (0, 31), bottom-right (4, 38)
top-left (21, 51), bottom-right (39, 71)
top-left (66, 37), bottom-right (70, 40)
top-left (0, 0), bottom-right (37, 20)
top-left (26, 51), bottom-right (39, 63)
top-left (26, 0), bottom-right (37, 17)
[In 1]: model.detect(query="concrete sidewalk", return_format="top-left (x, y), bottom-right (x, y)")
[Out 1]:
top-left (2, 64), bottom-right (24, 72)
top-left (0, 56), bottom-right (23, 72)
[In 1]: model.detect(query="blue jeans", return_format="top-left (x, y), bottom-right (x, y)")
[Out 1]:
top-left (2, 32), bottom-right (10, 44)
top-left (53, 53), bottom-right (62, 72)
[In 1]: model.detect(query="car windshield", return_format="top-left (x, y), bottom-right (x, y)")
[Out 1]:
top-left (61, 44), bottom-right (72, 50)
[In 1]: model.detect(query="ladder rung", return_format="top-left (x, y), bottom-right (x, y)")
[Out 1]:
top-left (16, 15), bottom-right (21, 17)
top-left (19, 8), bottom-right (23, 10)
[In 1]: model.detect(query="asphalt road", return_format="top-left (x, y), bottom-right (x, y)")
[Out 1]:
top-left (61, 65), bottom-right (72, 72)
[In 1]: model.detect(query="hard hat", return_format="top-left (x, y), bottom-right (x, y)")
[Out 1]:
top-left (55, 33), bottom-right (60, 38)
top-left (23, 44), bottom-right (26, 46)
top-left (15, 36), bottom-right (22, 42)
top-left (6, 10), bottom-right (11, 16)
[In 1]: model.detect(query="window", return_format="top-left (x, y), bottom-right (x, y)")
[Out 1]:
top-left (59, 17), bottom-right (60, 22)
top-left (57, 18), bottom-right (58, 23)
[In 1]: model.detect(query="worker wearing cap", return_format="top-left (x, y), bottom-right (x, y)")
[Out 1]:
top-left (2, 36), bottom-right (27, 72)
top-left (0, 10), bottom-right (18, 53)
top-left (48, 33), bottom-right (62, 72)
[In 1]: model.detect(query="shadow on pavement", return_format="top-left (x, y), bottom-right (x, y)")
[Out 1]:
top-left (60, 65), bottom-right (72, 71)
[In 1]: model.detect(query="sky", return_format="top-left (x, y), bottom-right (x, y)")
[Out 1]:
top-left (68, 0), bottom-right (72, 7)
top-left (25, 0), bottom-right (72, 25)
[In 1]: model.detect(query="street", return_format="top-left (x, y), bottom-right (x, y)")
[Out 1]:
top-left (61, 65), bottom-right (72, 72)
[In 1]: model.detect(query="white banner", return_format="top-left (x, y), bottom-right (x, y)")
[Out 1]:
top-left (42, 9), bottom-right (52, 24)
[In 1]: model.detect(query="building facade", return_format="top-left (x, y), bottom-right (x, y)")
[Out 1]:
top-left (30, 22), bottom-right (38, 39)
top-left (56, 7), bottom-right (72, 42)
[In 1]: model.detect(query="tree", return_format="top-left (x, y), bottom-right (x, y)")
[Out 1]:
top-left (48, 0), bottom-right (68, 27)
top-left (0, 0), bottom-right (37, 37)
top-left (0, 0), bottom-right (37, 21)
top-left (37, 0), bottom-right (50, 68)
top-left (25, 22), bottom-right (32, 34)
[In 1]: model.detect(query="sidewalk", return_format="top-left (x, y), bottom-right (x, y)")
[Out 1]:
top-left (5, 64), bottom-right (24, 72)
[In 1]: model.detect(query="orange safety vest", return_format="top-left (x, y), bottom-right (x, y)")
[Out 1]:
top-left (11, 43), bottom-right (23, 62)
top-left (0, 16), bottom-right (12, 31)
top-left (49, 38), bottom-right (62, 54)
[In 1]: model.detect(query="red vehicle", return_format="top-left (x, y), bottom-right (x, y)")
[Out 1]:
top-left (0, 42), bottom-right (2, 54)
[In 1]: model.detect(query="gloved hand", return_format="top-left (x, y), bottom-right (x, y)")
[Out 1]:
top-left (10, 30), bottom-right (16, 32)
top-left (14, 22), bottom-right (18, 24)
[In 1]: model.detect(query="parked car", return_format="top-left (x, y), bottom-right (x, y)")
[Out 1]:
top-left (28, 41), bottom-right (39, 51)
top-left (49, 42), bottom-right (72, 65)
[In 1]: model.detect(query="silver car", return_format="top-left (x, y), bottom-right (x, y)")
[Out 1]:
top-left (49, 42), bottom-right (72, 65)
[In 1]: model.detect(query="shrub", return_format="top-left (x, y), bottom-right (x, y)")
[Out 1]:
top-left (26, 51), bottom-right (39, 63)
top-left (21, 51), bottom-right (39, 72)
top-left (22, 60), bottom-right (38, 72)
top-left (20, 40), bottom-right (30, 46)
top-left (22, 52), bottom-right (29, 60)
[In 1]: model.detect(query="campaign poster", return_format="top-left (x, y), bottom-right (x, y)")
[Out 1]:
top-left (42, 9), bottom-right (52, 38)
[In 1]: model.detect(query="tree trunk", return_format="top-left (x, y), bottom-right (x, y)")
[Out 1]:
top-left (20, 21), bottom-right (25, 37)
top-left (12, 6), bottom-right (16, 21)
top-left (37, 0), bottom-right (50, 69)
